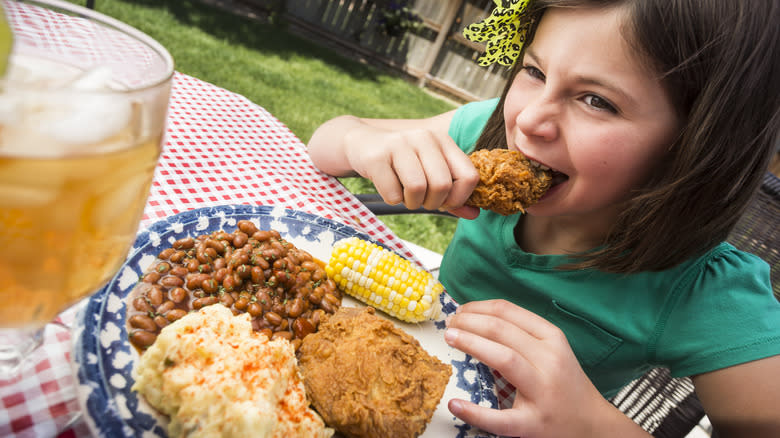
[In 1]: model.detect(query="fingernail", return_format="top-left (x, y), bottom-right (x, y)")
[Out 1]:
top-left (444, 315), bottom-right (452, 327)
top-left (444, 328), bottom-right (458, 344)
top-left (449, 399), bottom-right (463, 415)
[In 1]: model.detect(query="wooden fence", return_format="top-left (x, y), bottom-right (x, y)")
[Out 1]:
top-left (243, 0), bottom-right (510, 102)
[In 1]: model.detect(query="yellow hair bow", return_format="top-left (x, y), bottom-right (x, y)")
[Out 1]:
top-left (463, 0), bottom-right (533, 67)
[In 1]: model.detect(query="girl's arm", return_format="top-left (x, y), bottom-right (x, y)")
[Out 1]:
top-left (692, 355), bottom-right (780, 437)
top-left (307, 111), bottom-right (480, 214)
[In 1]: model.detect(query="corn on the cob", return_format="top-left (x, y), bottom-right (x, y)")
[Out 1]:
top-left (325, 237), bottom-right (443, 323)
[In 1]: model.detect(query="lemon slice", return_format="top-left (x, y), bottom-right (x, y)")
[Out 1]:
top-left (0, 5), bottom-right (13, 76)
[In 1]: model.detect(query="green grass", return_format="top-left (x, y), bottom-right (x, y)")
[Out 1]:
top-left (68, 0), bottom-right (458, 254)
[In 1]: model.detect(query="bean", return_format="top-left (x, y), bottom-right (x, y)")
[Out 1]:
top-left (155, 262), bottom-right (171, 274)
top-left (258, 328), bottom-right (273, 339)
top-left (166, 309), bottom-right (188, 322)
top-left (250, 253), bottom-right (270, 269)
top-left (229, 252), bottom-right (249, 268)
top-left (202, 278), bottom-right (219, 294)
top-left (169, 287), bottom-right (187, 303)
top-left (133, 296), bottom-right (153, 313)
top-left (223, 274), bottom-right (238, 292)
top-left (213, 258), bottom-right (226, 270)
top-left (129, 330), bottom-right (157, 349)
top-left (252, 230), bottom-right (272, 242)
top-left (251, 266), bottom-right (265, 284)
top-left (236, 264), bottom-right (251, 279)
top-left (308, 287), bottom-right (323, 304)
top-left (255, 290), bottom-right (272, 310)
top-left (169, 250), bottom-right (186, 263)
top-left (247, 302), bottom-right (263, 317)
top-left (290, 338), bottom-right (302, 352)
top-left (186, 258), bottom-right (200, 272)
top-left (292, 317), bottom-right (315, 339)
top-left (192, 296), bottom-right (218, 310)
top-left (234, 297), bottom-right (249, 311)
top-left (301, 261), bottom-right (318, 272)
top-left (148, 286), bottom-right (165, 306)
top-left (173, 237), bottom-right (195, 250)
top-left (129, 314), bottom-right (157, 331)
top-left (219, 293), bottom-right (234, 307)
top-left (160, 276), bottom-right (184, 288)
top-left (154, 315), bottom-right (169, 329)
top-left (310, 309), bottom-right (325, 327)
top-left (158, 248), bottom-right (175, 260)
top-left (320, 299), bottom-right (335, 314)
top-left (273, 258), bottom-right (288, 271)
top-left (232, 232), bottom-right (249, 248)
top-left (210, 238), bottom-right (229, 254)
top-left (238, 220), bottom-right (258, 236)
top-left (286, 298), bottom-right (304, 318)
top-left (169, 266), bottom-right (189, 278)
top-left (310, 268), bottom-right (325, 282)
top-left (214, 268), bottom-right (228, 283)
top-left (323, 292), bottom-right (340, 308)
top-left (143, 271), bottom-right (161, 283)
top-left (265, 311), bottom-right (283, 326)
top-left (186, 273), bottom-right (209, 290)
top-left (157, 301), bottom-right (175, 315)
top-left (271, 330), bottom-right (293, 341)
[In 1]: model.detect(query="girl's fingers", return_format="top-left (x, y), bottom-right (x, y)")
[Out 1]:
top-left (448, 205), bottom-right (480, 219)
top-left (455, 299), bottom-right (563, 340)
top-left (444, 324), bottom-right (541, 397)
top-left (441, 142), bottom-right (480, 209)
top-left (416, 146), bottom-right (455, 210)
top-left (449, 398), bottom-right (530, 438)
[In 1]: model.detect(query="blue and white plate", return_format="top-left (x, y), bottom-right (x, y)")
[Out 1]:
top-left (72, 204), bottom-right (498, 437)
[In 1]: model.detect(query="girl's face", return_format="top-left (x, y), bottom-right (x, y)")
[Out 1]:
top-left (504, 6), bottom-right (681, 220)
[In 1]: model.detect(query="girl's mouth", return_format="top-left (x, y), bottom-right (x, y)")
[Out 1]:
top-left (528, 159), bottom-right (569, 187)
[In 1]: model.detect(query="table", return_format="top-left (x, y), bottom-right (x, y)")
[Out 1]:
top-left (0, 71), bottom-right (422, 438)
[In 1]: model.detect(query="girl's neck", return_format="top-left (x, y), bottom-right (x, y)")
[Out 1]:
top-left (514, 213), bottom-right (615, 256)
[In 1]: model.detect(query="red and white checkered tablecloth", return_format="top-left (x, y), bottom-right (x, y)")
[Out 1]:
top-left (0, 71), bottom-right (428, 438)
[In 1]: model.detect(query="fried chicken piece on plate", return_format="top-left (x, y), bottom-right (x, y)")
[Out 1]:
top-left (466, 148), bottom-right (552, 215)
top-left (297, 307), bottom-right (451, 438)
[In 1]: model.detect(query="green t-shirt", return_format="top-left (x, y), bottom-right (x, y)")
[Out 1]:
top-left (441, 98), bottom-right (780, 398)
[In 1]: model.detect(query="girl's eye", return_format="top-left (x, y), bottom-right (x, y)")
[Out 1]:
top-left (522, 65), bottom-right (545, 81)
top-left (583, 94), bottom-right (617, 113)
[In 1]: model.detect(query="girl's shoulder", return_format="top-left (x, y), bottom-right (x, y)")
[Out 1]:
top-left (448, 98), bottom-right (500, 153)
top-left (654, 242), bottom-right (779, 377)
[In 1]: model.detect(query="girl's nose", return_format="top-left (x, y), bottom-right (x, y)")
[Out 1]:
top-left (515, 94), bottom-right (559, 142)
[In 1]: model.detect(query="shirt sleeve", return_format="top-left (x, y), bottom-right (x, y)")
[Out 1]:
top-left (653, 244), bottom-right (780, 377)
top-left (447, 98), bottom-right (499, 154)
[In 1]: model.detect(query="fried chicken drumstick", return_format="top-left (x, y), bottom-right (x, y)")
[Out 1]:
top-left (297, 307), bottom-right (451, 438)
top-left (466, 148), bottom-right (552, 215)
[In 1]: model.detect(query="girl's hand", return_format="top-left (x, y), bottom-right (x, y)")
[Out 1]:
top-left (344, 124), bottom-right (479, 215)
top-left (307, 112), bottom-right (479, 216)
top-left (444, 300), bottom-right (648, 438)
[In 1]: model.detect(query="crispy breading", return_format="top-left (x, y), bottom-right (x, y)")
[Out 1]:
top-left (466, 148), bottom-right (552, 215)
top-left (297, 307), bottom-right (451, 438)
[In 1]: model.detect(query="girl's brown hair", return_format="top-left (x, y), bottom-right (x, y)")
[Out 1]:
top-left (475, 0), bottom-right (780, 273)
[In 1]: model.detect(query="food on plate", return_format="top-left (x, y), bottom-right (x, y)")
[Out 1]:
top-left (127, 221), bottom-right (341, 352)
top-left (297, 307), bottom-right (452, 438)
top-left (325, 236), bottom-right (443, 323)
top-left (466, 148), bottom-right (552, 215)
top-left (132, 304), bottom-right (333, 438)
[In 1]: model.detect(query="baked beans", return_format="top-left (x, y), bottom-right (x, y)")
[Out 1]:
top-left (127, 221), bottom-right (341, 351)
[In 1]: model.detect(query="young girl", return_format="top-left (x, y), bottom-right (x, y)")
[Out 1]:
top-left (307, 0), bottom-right (780, 436)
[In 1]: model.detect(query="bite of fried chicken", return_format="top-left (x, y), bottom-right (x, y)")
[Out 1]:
top-left (466, 148), bottom-right (552, 215)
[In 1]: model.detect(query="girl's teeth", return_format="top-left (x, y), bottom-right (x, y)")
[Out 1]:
top-left (529, 159), bottom-right (550, 171)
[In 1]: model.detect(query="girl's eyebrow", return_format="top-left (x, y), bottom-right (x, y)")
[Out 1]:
top-left (524, 48), bottom-right (637, 108)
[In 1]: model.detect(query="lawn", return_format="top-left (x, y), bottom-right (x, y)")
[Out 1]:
top-left (68, 0), bottom-right (460, 254)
